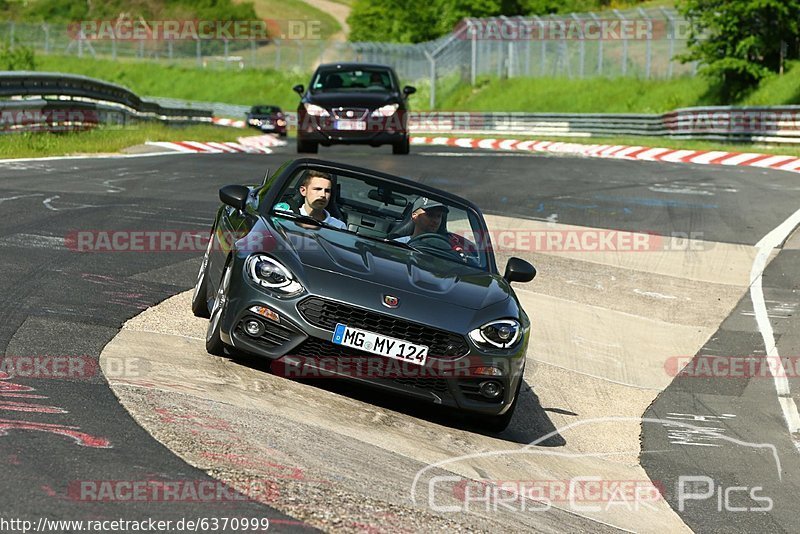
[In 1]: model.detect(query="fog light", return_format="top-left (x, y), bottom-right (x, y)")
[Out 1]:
top-left (479, 380), bottom-right (503, 399)
top-left (244, 319), bottom-right (265, 337)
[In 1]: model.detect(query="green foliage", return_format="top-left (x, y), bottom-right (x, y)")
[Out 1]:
top-left (348, 0), bottom-right (656, 43)
top-left (18, 0), bottom-right (257, 23)
top-left (0, 41), bottom-right (36, 70)
top-left (678, 0), bottom-right (800, 102)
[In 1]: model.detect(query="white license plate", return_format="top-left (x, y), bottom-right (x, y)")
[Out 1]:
top-left (332, 323), bottom-right (428, 366)
top-left (334, 120), bottom-right (366, 131)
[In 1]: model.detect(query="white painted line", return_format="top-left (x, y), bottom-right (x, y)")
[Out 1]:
top-left (748, 155), bottom-right (796, 168)
top-left (610, 146), bottom-right (644, 158)
top-left (635, 148), bottom-right (672, 161)
top-left (750, 206), bottom-right (800, 436)
top-left (657, 150), bottom-right (696, 163)
top-left (181, 141), bottom-right (222, 153)
top-left (205, 142), bottom-right (237, 153)
top-left (146, 141), bottom-right (197, 153)
top-left (718, 153), bottom-right (763, 166)
top-left (688, 151), bottom-right (730, 164)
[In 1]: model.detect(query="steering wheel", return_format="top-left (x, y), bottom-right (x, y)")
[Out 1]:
top-left (408, 233), bottom-right (476, 264)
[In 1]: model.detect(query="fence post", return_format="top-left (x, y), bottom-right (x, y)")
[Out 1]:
top-left (590, 12), bottom-right (602, 75)
top-left (196, 38), bottom-right (202, 67)
top-left (42, 23), bottom-right (50, 55)
top-left (661, 7), bottom-right (675, 78)
top-left (224, 38), bottom-right (229, 68)
top-left (470, 21), bottom-right (477, 85)
top-left (614, 9), bottom-right (627, 76)
top-left (9, 22), bottom-right (14, 49)
top-left (251, 39), bottom-right (256, 68)
top-left (571, 13), bottom-right (585, 78)
top-left (425, 50), bottom-right (436, 109)
top-left (168, 40), bottom-right (173, 60)
top-left (78, 31), bottom-right (83, 58)
top-left (639, 8), bottom-right (652, 79)
top-left (275, 39), bottom-right (281, 70)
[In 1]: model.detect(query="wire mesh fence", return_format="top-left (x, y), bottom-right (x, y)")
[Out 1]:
top-left (1, 7), bottom-right (697, 108)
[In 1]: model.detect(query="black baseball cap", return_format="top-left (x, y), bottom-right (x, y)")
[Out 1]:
top-left (412, 196), bottom-right (449, 213)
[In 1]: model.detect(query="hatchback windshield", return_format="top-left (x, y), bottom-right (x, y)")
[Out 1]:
top-left (311, 68), bottom-right (395, 92)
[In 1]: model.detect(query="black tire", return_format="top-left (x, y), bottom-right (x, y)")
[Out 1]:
top-left (190, 230), bottom-right (214, 318)
top-left (392, 137), bottom-right (410, 155)
top-left (297, 139), bottom-right (318, 153)
top-left (279, 131), bottom-right (288, 138)
top-left (476, 376), bottom-right (523, 433)
top-left (206, 261), bottom-right (232, 356)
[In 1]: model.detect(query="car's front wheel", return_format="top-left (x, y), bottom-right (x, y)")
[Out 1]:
top-left (191, 230), bottom-right (214, 318)
top-left (206, 261), bottom-right (232, 356)
top-left (297, 139), bottom-right (318, 153)
top-left (392, 136), bottom-right (410, 155)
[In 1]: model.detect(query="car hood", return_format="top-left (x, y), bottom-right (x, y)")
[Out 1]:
top-left (265, 218), bottom-right (509, 310)
top-left (306, 92), bottom-right (399, 109)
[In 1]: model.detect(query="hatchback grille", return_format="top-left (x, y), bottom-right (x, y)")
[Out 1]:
top-left (332, 107), bottom-right (368, 120)
top-left (297, 296), bottom-right (469, 359)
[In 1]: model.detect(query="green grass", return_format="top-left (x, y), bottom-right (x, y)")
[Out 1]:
top-left (0, 123), bottom-right (243, 159)
top-left (241, 0), bottom-right (342, 40)
top-left (439, 75), bottom-right (711, 113)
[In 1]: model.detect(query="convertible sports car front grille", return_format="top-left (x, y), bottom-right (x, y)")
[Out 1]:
top-left (297, 296), bottom-right (470, 359)
top-left (289, 337), bottom-right (449, 393)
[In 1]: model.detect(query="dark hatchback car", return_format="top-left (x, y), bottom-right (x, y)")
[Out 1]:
top-left (192, 159), bottom-right (536, 431)
top-left (245, 105), bottom-right (287, 136)
top-left (293, 63), bottom-right (416, 155)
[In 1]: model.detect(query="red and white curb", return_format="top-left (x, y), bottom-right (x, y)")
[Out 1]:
top-left (411, 136), bottom-right (800, 173)
top-left (146, 141), bottom-right (272, 154)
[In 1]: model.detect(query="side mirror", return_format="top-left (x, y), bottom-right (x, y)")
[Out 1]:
top-left (293, 84), bottom-right (305, 96)
top-left (219, 185), bottom-right (250, 211)
top-left (504, 257), bottom-right (536, 283)
top-left (403, 85), bottom-right (416, 96)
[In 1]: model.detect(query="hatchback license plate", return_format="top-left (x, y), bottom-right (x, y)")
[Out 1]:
top-left (334, 120), bottom-right (366, 131)
top-left (332, 323), bottom-right (428, 365)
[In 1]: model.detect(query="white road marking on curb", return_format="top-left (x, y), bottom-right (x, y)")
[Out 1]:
top-left (610, 146), bottom-right (644, 158)
top-left (687, 151), bottom-right (730, 164)
top-left (718, 153), bottom-right (763, 166)
top-left (748, 155), bottom-right (796, 168)
top-left (146, 142), bottom-right (197, 153)
top-left (637, 148), bottom-right (672, 161)
top-left (656, 150), bottom-right (696, 163)
top-left (750, 207), bottom-right (800, 437)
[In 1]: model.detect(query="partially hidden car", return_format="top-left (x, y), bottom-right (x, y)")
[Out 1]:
top-left (292, 63), bottom-right (416, 155)
top-left (245, 104), bottom-right (287, 137)
top-left (192, 158), bottom-right (536, 431)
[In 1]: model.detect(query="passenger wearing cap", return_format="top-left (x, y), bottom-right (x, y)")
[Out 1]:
top-left (394, 197), bottom-right (449, 243)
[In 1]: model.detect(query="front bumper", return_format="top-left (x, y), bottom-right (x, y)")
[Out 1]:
top-left (297, 112), bottom-right (408, 146)
top-left (219, 274), bottom-right (526, 417)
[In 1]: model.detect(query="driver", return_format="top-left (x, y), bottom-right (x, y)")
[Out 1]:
top-left (394, 197), bottom-right (448, 243)
top-left (298, 170), bottom-right (347, 229)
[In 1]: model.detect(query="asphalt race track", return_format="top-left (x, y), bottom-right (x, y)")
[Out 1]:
top-left (1, 142), bottom-right (799, 532)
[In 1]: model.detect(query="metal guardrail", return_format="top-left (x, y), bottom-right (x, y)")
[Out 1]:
top-left (0, 72), bottom-right (213, 132)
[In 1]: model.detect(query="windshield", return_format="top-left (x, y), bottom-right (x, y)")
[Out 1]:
top-left (266, 167), bottom-right (492, 271)
top-left (251, 106), bottom-right (280, 114)
top-left (311, 68), bottom-right (395, 92)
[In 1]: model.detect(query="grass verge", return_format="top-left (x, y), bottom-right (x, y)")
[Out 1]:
top-left (0, 123), bottom-right (243, 159)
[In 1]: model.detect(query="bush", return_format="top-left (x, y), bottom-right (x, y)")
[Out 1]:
top-left (0, 41), bottom-right (36, 70)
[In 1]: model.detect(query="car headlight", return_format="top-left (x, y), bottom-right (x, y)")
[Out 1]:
top-left (276, 119), bottom-right (286, 126)
top-left (245, 254), bottom-right (303, 295)
top-left (469, 319), bottom-right (521, 349)
top-left (303, 103), bottom-right (330, 117)
top-left (370, 103), bottom-right (399, 117)
top-left (248, 118), bottom-right (261, 126)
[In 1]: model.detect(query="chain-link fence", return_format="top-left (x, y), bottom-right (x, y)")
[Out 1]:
top-left (1, 7), bottom-right (696, 108)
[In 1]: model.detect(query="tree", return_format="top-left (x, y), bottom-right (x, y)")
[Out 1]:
top-left (679, 0), bottom-right (800, 101)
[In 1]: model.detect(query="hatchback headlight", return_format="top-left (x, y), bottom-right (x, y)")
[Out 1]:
top-left (370, 103), bottom-right (399, 117)
top-left (246, 254), bottom-right (303, 295)
top-left (469, 319), bottom-right (521, 349)
top-left (303, 103), bottom-right (330, 117)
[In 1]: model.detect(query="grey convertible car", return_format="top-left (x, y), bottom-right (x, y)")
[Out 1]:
top-left (192, 158), bottom-right (536, 431)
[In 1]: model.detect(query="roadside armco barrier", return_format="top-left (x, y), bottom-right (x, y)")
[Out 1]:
top-left (0, 72), bottom-right (212, 132)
